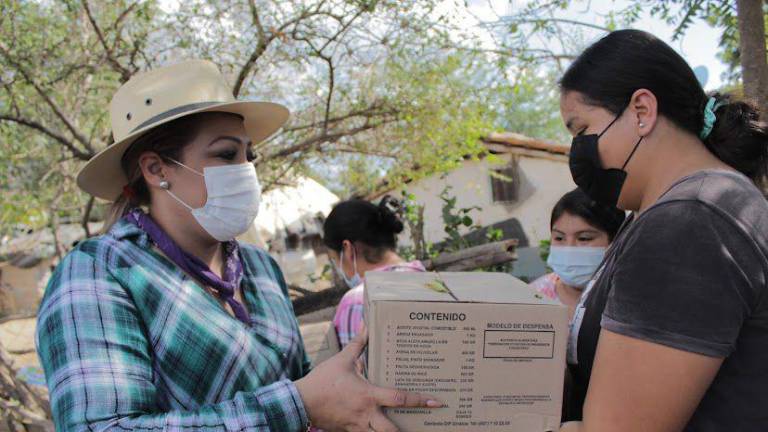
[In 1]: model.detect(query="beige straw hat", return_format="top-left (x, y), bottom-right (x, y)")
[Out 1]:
top-left (76, 59), bottom-right (289, 201)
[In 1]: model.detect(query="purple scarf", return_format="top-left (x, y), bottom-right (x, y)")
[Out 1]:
top-left (127, 208), bottom-right (252, 325)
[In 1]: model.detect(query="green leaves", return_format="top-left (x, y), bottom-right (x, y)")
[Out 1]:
top-left (0, 0), bottom-right (623, 240)
top-left (425, 279), bottom-right (450, 293)
top-left (539, 239), bottom-right (551, 267)
top-left (438, 185), bottom-right (482, 253)
top-left (622, 0), bottom-right (748, 85)
top-left (462, 216), bottom-right (473, 227)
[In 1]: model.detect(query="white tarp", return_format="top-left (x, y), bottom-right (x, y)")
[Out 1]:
top-left (239, 176), bottom-right (339, 249)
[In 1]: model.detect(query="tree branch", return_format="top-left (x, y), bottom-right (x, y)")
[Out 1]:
top-left (112, 2), bottom-right (140, 45)
top-left (335, 146), bottom-right (398, 158)
top-left (232, 40), bottom-right (270, 98)
top-left (114, 5), bottom-right (138, 26)
top-left (0, 41), bottom-right (95, 154)
top-left (267, 121), bottom-right (395, 160)
top-left (232, 1), bottom-right (338, 97)
top-left (444, 44), bottom-right (576, 61)
top-left (485, 16), bottom-right (611, 33)
top-left (262, 156), bottom-right (303, 192)
top-left (0, 115), bottom-right (92, 160)
top-left (271, 103), bottom-right (397, 133)
top-left (231, 0), bottom-right (272, 97)
top-left (82, 0), bottom-right (132, 82)
top-left (312, 7), bottom-right (368, 133)
top-left (318, 7), bottom-right (365, 53)
top-left (322, 57), bottom-right (334, 133)
top-left (248, 0), bottom-right (267, 42)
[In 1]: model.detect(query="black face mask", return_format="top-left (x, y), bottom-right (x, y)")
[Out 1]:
top-left (569, 111), bottom-right (643, 207)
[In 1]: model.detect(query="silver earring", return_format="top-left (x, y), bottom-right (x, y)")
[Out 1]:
top-left (639, 122), bottom-right (645, 128)
top-left (159, 180), bottom-right (169, 190)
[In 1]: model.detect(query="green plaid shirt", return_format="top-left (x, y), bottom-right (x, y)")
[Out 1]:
top-left (36, 218), bottom-right (311, 431)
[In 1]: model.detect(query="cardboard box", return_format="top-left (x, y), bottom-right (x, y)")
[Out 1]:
top-left (365, 271), bottom-right (568, 432)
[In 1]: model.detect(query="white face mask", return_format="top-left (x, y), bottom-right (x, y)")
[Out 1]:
top-left (334, 247), bottom-right (362, 288)
top-left (166, 159), bottom-right (261, 241)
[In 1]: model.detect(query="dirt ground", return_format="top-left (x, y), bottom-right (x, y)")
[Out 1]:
top-left (0, 317), bottom-right (39, 368)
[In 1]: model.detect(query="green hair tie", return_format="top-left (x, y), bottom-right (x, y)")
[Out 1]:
top-left (700, 97), bottom-right (725, 139)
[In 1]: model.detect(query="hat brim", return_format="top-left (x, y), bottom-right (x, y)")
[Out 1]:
top-left (77, 101), bottom-right (289, 201)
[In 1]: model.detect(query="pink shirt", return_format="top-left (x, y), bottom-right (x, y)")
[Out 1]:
top-left (332, 261), bottom-right (427, 347)
top-left (529, 272), bottom-right (561, 302)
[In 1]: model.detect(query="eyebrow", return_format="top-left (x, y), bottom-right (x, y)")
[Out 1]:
top-left (552, 229), bottom-right (600, 236)
top-left (208, 136), bottom-right (252, 147)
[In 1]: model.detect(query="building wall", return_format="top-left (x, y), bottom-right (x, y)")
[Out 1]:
top-left (397, 151), bottom-right (574, 247)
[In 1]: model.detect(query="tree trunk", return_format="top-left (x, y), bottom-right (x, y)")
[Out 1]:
top-left (736, 0), bottom-right (768, 113)
top-left (422, 239), bottom-right (518, 271)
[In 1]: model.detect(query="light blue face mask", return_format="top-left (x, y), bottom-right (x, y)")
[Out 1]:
top-left (335, 248), bottom-right (363, 288)
top-left (546, 246), bottom-right (606, 288)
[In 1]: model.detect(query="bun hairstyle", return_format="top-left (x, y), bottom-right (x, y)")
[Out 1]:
top-left (377, 195), bottom-right (405, 234)
top-left (703, 92), bottom-right (768, 186)
top-left (560, 29), bottom-right (768, 189)
top-left (323, 195), bottom-right (405, 263)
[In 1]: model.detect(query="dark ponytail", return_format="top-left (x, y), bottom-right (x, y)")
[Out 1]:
top-left (323, 195), bottom-right (405, 262)
top-left (560, 29), bottom-right (768, 188)
top-left (704, 92), bottom-right (768, 187)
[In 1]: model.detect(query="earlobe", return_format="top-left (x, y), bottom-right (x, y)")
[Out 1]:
top-left (630, 88), bottom-right (658, 137)
top-left (638, 118), bottom-right (648, 137)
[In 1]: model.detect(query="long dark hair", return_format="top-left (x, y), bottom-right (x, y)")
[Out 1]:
top-left (323, 196), bottom-right (405, 263)
top-left (560, 29), bottom-right (768, 188)
top-left (551, 189), bottom-right (626, 241)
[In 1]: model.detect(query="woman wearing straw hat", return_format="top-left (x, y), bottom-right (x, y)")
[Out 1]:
top-left (35, 60), bottom-right (440, 432)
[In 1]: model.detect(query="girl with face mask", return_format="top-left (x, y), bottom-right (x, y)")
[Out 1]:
top-left (323, 196), bottom-right (426, 348)
top-left (36, 61), bottom-right (439, 432)
top-left (530, 189), bottom-right (625, 319)
top-left (556, 31), bottom-right (768, 432)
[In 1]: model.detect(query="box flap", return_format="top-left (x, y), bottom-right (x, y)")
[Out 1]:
top-left (366, 271), bottom-right (560, 306)
top-left (442, 272), bottom-right (560, 305)
top-left (365, 271), bottom-right (454, 302)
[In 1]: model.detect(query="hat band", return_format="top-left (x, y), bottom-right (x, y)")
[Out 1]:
top-left (130, 101), bottom-right (225, 133)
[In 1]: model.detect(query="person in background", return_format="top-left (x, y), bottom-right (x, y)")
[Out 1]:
top-left (556, 30), bottom-right (768, 431)
top-left (530, 188), bottom-right (625, 319)
top-left (324, 196), bottom-right (426, 347)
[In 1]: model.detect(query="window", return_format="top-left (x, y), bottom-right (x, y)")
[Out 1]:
top-left (490, 160), bottom-right (519, 203)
